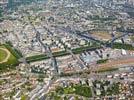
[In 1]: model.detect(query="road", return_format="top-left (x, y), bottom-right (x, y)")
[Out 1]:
top-left (26, 13), bottom-right (59, 75)
top-left (66, 49), bottom-right (85, 69)
top-left (61, 26), bottom-right (133, 49)
top-left (27, 15), bottom-right (59, 99)
top-left (60, 26), bottom-right (104, 46)
top-left (35, 27), bottom-right (59, 74)
top-left (108, 32), bottom-right (133, 47)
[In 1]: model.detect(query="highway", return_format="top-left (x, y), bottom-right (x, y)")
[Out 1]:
top-left (108, 32), bottom-right (133, 47)
top-left (60, 26), bottom-right (104, 46)
top-left (26, 13), bottom-right (59, 75)
top-left (60, 26), bottom-right (134, 49)
top-left (35, 28), bottom-right (59, 74)
top-left (27, 17), bottom-right (59, 100)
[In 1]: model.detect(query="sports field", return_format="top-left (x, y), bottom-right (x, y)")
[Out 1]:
top-left (0, 45), bottom-right (19, 71)
top-left (0, 47), bottom-right (10, 63)
top-left (0, 48), bottom-right (7, 62)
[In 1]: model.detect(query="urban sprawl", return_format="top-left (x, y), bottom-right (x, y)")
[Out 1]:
top-left (0, 0), bottom-right (134, 100)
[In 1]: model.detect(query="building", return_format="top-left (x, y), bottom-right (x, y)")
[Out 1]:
top-left (0, 0), bottom-right (8, 8)
top-left (0, 0), bottom-right (8, 4)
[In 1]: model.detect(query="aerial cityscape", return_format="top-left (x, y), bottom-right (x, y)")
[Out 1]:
top-left (0, 0), bottom-right (134, 100)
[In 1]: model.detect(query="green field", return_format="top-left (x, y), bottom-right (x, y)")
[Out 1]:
top-left (97, 59), bottom-right (108, 64)
top-left (0, 48), bottom-right (7, 62)
top-left (0, 45), bottom-right (19, 72)
top-left (112, 42), bottom-right (134, 50)
top-left (55, 84), bottom-right (92, 98)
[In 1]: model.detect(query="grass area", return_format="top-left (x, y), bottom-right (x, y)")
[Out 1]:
top-left (0, 47), bottom-right (7, 62)
top-left (112, 42), bottom-right (134, 50)
top-left (21, 95), bottom-right (27, 100)
top-left (97, 59), bottom-right (108, 64)
top-left (26, 54), bottom-right (49, 63)
top-left (98, 68), bottom-right (118, 73)
top-left (5, 42), bottom-right (23, 58)
top-left (0, 80), bottom-right (5, 85)
top-left (74, 85), bottom-right (92, 97)
top-left (0, 45), bottom-right (19, 72)
top-left (26, 51), bottom-right (69, 62)
top-left (55, 84), bottom-right (92, 98)
top-left (106, 83), bottom-right (120, 95)
top-left (72, 45), bottom-right (101, 54)
top-left (53, 51), bottom-right (70, 57)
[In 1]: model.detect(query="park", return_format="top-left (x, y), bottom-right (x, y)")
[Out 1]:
top-left (0, 45), bottom-right (19, 71)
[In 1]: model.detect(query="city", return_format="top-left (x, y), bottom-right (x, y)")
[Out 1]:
top-left (0, 0), bottom-right (134, 100)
